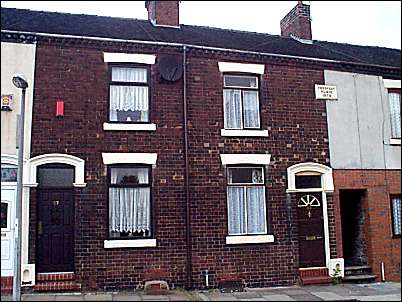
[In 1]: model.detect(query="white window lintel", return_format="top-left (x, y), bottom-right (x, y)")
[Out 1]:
top-left (383, 79), bottom-right (401, 89)
top-left (103, 52), bottom-right (156, 64)
top-left (102, 153), bottom-right (158, 165)
top-left (220, 154), bottom-right (271, 166)
top-left (218, 62), bottom-right (265, 74)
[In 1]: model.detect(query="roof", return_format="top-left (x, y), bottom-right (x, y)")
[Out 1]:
top-left (1, 7), bottom-right (400, 68)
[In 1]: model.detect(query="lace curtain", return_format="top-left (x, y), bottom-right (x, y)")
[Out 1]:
top-left (243, 91), bottom-right (260, 128)
top-left (109, 67), bottom-right (149, 122)
top-left (109, 168), bottom-right (150, 235)
top-left (224, 89), bottom-right (242, 128)
top-left (389, 93), bottom-right (401, 138)
top-left (392, 197), bottom-right (401, 235)
top-left (227, 186), bottom-right (266, 235)
top-left (224, 89), bottom-right (259, 129)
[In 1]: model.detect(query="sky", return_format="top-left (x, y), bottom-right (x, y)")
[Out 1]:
top-left (1, 1), bottom-right (401, 49)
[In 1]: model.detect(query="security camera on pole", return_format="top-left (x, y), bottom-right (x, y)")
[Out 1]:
top-left (12, 74), bottom-right (28, 302)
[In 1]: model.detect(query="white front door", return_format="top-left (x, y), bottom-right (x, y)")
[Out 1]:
top-left (1, 186), bottom-right (16, 276)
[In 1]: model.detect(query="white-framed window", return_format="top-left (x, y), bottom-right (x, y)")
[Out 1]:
top-left (388, 90), bottom-right (401, 139)
top-left (108, 64), bottom-right (150, 123)
top-left (108, 165), bottom-right (152, 239)
top-left (226, 166), bottom-right (267, 235)
top-left (391, 196), bottom-right (401, 237)
top-left (1, 164), bottom-right (17, 183)
top-left (223, 74), bottom-right (261, 129)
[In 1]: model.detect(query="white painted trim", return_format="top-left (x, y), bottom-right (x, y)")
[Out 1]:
top-left (383, 79), bottom-right (401, 89)
top-left (286, 188), bottom-right (324, 193)
top-left (103, 123), bottom-right (157, 131)
top-left (104, 239), bottom-right (157, 248)
top-left (220, 154), bottom-right (271, 165)
top-left (218, 62), bottom-right (265, 74)
top-left (24, 153), bottom-right (86, 187)
top-left (102, 153), bottom-right (158, 165)
top-left (103, 52), bottom-right (156, 64)
top-left (226, 235), bottom-right (274, 245)
top-left (389, 138), bottom-right (401, 145)
top-left (1, 154), bottom-right (20, 166)
top-left (322, 192), bottom-right (331, 268)
top-left (220, 129), bottom-right (268, 137)
top-left (287, 162), bottom-right (334, 192)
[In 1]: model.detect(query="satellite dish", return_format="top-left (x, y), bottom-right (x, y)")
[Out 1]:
top-left (158, 55), bottom-right (183, 82)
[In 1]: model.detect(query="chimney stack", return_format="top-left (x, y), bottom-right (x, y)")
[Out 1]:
top-left (280, 1), bottom-right (312, 40)
top-left (145, 1), bottom-right (180, 28)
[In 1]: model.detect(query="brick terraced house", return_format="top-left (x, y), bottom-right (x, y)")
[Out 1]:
top-left (1, 1), bottom-right (400, 293)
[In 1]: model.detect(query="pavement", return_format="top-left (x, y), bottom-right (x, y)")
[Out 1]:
top-left (1, 282), bottom-right (400, 301)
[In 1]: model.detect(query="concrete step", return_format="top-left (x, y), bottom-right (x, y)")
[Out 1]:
top-left (343, 274), bottom-right (377, 283)
top-left (344, 265), bottom-right (372, 274)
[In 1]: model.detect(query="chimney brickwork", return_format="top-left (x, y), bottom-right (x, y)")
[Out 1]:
top-left (280, 2), bottom-right (312, 40)
top-left (146, 1), bottom-right (179, 27)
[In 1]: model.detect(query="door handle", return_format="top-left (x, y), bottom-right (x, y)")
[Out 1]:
top-left (38, 221), bottom-right (43, 235)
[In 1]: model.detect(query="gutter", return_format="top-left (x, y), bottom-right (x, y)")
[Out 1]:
top-left (182, 45), bottom-right (192, 289)
top-left (2, 29), bottom-right (400, 71)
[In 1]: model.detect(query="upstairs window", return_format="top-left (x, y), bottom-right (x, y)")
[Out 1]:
top-left (223, 74), bottom-right (260, 129)
top-left (226, 166), bottom-right (267, 235)
top-left (108, 65), bottom-right (150, 123)
top-left (388, 91), bottom-right (401, 139)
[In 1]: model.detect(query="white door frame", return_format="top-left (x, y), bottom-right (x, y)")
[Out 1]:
top-left (287, 162), bottom-right (334, 268)
top-left (1, 184), bottom-right (17, 276)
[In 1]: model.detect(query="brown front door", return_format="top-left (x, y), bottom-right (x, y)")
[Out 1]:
top-left (296, 192), bottom-right (326, 267)
top-left (37, 189), bottom-right (74, 272)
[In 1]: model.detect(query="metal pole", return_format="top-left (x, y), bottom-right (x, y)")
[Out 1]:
top-left (13, 88), bottom-right (25, 301)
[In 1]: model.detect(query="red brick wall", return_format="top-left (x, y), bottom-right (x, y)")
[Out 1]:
top-left (28, 40), bottom-right (332, 290)
top-left (333, 170), bottom-right (401, 281)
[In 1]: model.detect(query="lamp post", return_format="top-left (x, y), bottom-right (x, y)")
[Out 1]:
top-left (12, 74), bottom-right (28, 302)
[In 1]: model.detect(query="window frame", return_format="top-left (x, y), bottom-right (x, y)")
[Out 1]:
top-left (226, 165), bottom-right (268, 236)
top-left (107, 63), bottom-right (152, 124)
top-left (387, 88), bottom-right (401, 140)
top-left (106, 164), bottom-right (153, 240)
top-left (222, 72), bottom-right (262, 130)
top-left (1, 164), bottom-right (18, 184)
top-left (390, 195), bottom-right (401, 238)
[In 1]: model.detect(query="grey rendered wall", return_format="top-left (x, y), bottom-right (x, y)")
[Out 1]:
top-left (324, 70), bottom-right (401, 169)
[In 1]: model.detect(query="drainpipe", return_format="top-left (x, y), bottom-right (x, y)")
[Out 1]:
top-left (183, 45), bottom-right (193, 289)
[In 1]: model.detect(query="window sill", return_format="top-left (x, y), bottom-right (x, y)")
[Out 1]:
top-left (389, 138), bottom-right (401, 145)
top-left (104, 239), bottom-right (156, 248)
top-left (103, 123), bottom-right (157, 131)
top-left (226, 234), bottom-right (274, 245)
top-left (221, 129), bottom-right (268, 137)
